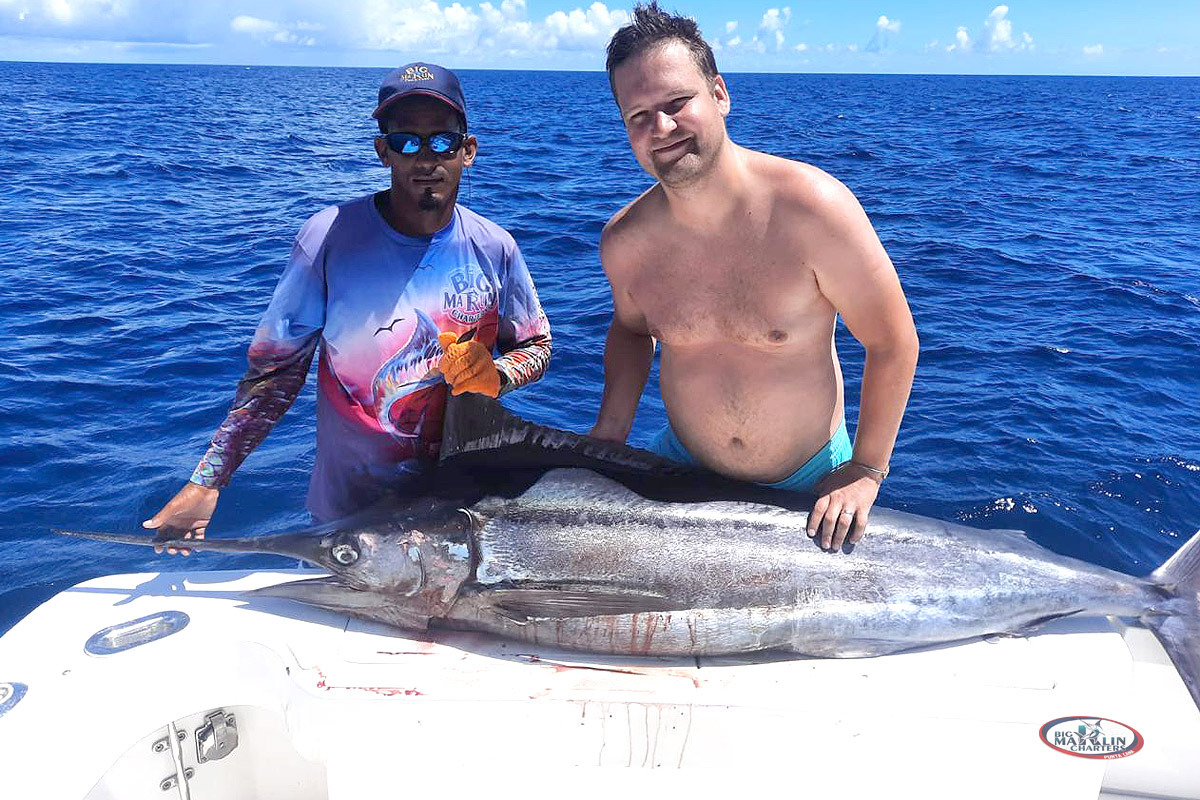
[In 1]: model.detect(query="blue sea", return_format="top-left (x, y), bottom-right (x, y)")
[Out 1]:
top-left (1, 63), bottom-right (1198, 635)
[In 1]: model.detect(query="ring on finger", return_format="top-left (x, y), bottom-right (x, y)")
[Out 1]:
top-left (840, 509), bottom-right (855, 517)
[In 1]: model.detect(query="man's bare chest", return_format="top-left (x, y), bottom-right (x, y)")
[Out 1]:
top-left (631, 243), bottom-right (828, 347)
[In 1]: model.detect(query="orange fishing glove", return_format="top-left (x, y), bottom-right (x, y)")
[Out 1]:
top-left (437, 331), bottom-right (502, 398)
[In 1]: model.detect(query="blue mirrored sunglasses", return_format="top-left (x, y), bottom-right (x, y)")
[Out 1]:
top-left (383, 130), bottom-right (466, 156)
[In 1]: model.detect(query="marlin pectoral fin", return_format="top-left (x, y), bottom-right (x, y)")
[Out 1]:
top-left (484, 585), bottom-right (682, 621)
top-left (1022, 608), bottom-right (1085, 631)
top-left (248, 576), bottom-right (433, 631)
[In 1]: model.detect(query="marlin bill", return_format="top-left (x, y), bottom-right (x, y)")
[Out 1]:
top-left (56, 395), bottom-right (1200, 711)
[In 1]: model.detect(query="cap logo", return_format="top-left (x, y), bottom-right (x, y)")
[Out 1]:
top-left (402, 65), bottom-right (435, 83)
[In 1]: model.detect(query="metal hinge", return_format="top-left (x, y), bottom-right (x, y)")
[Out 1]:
top-left (159, 768), bottom-right (194, 792)
top-left (195, 710), bottom-right (239, 763)
top-left (151, 729), bottom-right (186, 754)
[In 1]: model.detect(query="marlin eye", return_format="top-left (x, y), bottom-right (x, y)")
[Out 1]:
top-left (331, 541), bottom-right (359, 565)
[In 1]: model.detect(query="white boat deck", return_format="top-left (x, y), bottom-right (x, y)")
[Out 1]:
top-left (0, 569), bottom-right (1196, 799)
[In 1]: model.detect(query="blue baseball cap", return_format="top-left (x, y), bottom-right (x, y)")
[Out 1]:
top-left (373, 62), bottom-right (467, 125)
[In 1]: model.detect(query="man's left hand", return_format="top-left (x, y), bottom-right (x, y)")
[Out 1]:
top-left (438, 331), bottom-right (502, 398)
top-left (807, 464), bottom-right (883, 551)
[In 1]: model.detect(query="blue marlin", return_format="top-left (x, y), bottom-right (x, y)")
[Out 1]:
top-left (56, 395), bottom-right (1200, 711)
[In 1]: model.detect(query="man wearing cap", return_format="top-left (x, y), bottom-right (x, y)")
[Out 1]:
top-left (144, 63), bottom-right (552, 548)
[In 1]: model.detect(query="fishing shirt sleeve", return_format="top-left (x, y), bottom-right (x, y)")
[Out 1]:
top-left (189, 217), bottom-right (328, 488)
top-left (493, 239), bottom-right (551, 394)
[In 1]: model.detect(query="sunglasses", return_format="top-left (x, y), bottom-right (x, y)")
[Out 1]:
top-left (383, 130), bottom-right (467, 156)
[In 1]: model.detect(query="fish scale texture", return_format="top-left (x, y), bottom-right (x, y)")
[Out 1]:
top-left (466, 470), bottom-right (1160, 651)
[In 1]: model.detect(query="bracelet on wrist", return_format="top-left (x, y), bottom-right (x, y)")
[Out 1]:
top-left (837, 460), bottom-right (890, 483)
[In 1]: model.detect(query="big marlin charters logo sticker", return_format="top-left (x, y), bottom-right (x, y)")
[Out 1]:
top-left (443, 265), bottom-right (497, 325)
top-left (1039, 717), bottom-right (1144, 759)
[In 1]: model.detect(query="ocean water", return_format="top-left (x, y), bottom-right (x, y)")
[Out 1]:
top-left (1, 64), bottom-right (1198, 634)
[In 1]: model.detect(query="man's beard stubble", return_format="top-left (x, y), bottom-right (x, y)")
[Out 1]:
top-left (418, 188), bottom-right (441, 212)
top-left (653, 141), bottom-right (713, 190)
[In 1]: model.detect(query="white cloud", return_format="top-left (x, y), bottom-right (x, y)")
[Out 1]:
top-left (352, 0), bottom-right (629, 54)
top-left (49, 0), bottom-right (73, 23)
top-left (1, 0), bottom-right (188, 41)
top-left (230, 15), bottom-right (276, 36)
top-left (876, 15), bottom-right (900, 34)
top-left (758, 7), bottom-right (790, 33)
top-left (1083, 43), bottom-right (1103, 56)
top-left (229, 14), bottom-right (321, 44)
top-left (543, 2), bottom-right (627, 50)
top-left (793, 41), bottom-right (806, 52)
top-left (756, 7), bottom-right (790, 51)
top-left (867, 13), bottom-right (900, 52)
top-left (945, 6), bottom-right (1033, 55)
top-left (721, 7), bottom-right (791, 53)
top-left (947, 25), bottom-right (971, 52)
top-left (0, 0), bottom-right (629, 55)
top-left (358, 1), bottom-right (486, 53)
top-left (978, 5), bottom-right (1032, 52)
top-left (981, 5), bottom-right (1012, 50)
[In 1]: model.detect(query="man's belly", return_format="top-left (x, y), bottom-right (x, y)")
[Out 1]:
top-left (659, 344), bottom-right (843, 483)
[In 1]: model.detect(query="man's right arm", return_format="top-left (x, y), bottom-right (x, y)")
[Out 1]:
top-left (145, 340), bottom-right (318, 553)
top-left (187, 339), bottom-right (320, 490)
top-left (145, 219), bottom-right (329, 551)
top-left (590, 222), bottom-right (654, 444)
top-left (590, 318), bottom-right (654, 442)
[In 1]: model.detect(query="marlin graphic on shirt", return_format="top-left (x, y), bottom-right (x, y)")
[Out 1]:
top-left (372, 309), bottom-right (476, 440)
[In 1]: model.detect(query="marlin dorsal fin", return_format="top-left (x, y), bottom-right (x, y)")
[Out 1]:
top-left (439, 393), bottom-right (696, 476)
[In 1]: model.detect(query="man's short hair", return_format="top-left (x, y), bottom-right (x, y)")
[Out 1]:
top-left (605, 2), bottom-right (719, 95)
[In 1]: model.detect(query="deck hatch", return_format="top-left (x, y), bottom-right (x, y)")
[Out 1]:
top-left (84, 610), bottom-right (190, 655)
top-left (0, 682), bottom-right (27, 719)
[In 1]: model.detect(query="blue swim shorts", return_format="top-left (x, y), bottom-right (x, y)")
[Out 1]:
top-left (647, 419), bottom-right (853, 492)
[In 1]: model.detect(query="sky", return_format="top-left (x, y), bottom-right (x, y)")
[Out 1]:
top-left (0, 0), bottom-right (1197, 75)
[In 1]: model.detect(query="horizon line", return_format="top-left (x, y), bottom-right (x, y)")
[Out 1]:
top-left (2, 58), bottom-right (1198, 79)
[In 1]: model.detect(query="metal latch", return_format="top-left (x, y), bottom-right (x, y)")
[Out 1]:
top-left (195, 710), bottom-right (238, 763)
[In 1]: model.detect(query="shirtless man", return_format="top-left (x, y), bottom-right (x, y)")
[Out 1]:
top-left (590, 4), bottom-right (918, 552)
